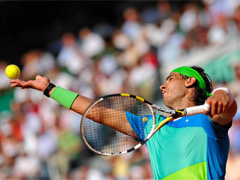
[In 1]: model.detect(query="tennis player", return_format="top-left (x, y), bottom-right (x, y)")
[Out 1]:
top-left (10, 66), bottom-right (237, 180)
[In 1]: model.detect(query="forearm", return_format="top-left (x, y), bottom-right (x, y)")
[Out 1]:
top-left (48, 85), bottom-right (135, 136)
top-left (70, 95), bottom-right (94, 115)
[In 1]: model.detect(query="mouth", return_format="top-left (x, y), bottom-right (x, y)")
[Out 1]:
top-left (162, 91), bottom-right (167, 96)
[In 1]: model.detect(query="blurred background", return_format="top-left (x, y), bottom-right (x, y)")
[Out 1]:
top-left (0, 0), bottom-right (240, 179)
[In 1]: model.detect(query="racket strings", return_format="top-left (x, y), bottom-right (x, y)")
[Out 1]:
top-left (82, 95), bottom-right (154, 154)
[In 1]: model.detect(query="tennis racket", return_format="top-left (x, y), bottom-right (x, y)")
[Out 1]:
top-left (80, 93), bottom-right (209, 156)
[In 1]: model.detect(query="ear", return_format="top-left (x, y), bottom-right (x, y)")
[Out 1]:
top-left (185, 77), bottom-right (197, 87)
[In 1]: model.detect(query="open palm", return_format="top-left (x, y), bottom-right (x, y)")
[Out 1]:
top-left (10, 75), bottom-right (50, 92)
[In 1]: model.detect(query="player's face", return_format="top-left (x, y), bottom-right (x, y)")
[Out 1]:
top-left (160, 72), bottom-right (187, 108)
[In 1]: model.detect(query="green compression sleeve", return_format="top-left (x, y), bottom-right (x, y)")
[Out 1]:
top-left (50, 86), bottom-right (79, 109)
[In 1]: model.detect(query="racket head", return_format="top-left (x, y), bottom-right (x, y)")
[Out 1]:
top-left (80, 94), bottom-right (156, 156)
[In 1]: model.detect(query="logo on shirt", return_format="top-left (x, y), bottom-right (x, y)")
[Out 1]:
top-left (142, 117), bottom-right (148, 122)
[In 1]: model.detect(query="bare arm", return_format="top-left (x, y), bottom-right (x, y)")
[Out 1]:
top-left (70, 95), bottom-right (135, 137)
top-left (203, 89), bottom-right (237, 126)
top-left (10, 75), bottom-right (136, 137)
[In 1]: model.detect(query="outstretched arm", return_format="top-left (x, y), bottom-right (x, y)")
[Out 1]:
top-left (10, 75), bottom-right (136, 137)
top-left (10, 75), bottom-right (94, 114)
top-left (203, 88), bottom-right (237, 126)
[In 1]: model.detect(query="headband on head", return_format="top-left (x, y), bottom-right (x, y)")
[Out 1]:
top-left (171, 66), bottom-right (211, 97)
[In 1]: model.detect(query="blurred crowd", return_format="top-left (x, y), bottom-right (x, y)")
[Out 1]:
top-left (0, 0), bottom-right (240, 179)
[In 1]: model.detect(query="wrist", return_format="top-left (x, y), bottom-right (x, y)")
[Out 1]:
top-left (43, 83), bottom-right (56, 97)
top-left (49, 86), bottom-right (56, 96)
top-left (212, 87), bottom-right (230, 95)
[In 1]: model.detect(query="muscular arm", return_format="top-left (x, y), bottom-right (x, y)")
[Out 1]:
top-left (11, 75), bottom-right (136, 137)
top-left (70, 95), bottom-right (136, 137)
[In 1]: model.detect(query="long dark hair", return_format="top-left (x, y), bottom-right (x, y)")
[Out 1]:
top-left (180, 66), bottom-right (213, 105)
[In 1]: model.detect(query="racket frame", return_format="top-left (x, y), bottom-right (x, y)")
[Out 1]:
top-left (80, 93), bottom-right (205, 156)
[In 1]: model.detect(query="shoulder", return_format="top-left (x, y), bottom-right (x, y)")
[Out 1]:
top-left (200, 114), bottom-right (232, 140)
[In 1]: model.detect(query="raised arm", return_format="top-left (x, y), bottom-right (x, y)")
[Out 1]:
top-left (10, 75), bottom-right (136, 137)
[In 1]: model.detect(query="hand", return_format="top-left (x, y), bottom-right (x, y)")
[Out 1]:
top-left (203, 90), bottom-right (231, 118)
top-left (10, 75), bottom-right (50, 92)
top-left (202, 89), bottom-right (237, 126)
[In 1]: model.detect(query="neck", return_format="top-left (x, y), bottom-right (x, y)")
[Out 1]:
top-left (168, 90), bottom-right (196, 110)
top-left (170, 99), bottom-right (195, 110)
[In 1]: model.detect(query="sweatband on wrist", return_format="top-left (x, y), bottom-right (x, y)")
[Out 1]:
top-left (212, 87), bottom-right (230, 95)
top-left (43, 83), bottom-right (56, 97)
top-left (50, 86), bottom-right (79, 109)
top-left (212, 87), bottom-right (234, 104)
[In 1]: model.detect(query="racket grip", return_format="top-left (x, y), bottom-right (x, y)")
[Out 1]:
top-left (184, 103), bottom-right (210, 116)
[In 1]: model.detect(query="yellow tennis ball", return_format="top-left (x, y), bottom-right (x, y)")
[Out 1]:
top-left (5, 64), bottom-right (21, 79)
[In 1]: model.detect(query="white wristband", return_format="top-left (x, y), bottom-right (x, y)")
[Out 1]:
top-left (212, 87), bottom-right (230, 95)
top-left (212, 87), bottom-right (234, 104)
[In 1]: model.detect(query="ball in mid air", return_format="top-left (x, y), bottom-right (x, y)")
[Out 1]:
top-left (5, 64), bottom-right (21, 79)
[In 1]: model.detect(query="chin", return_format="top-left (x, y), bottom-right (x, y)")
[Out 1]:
top-left (163, 100), bottom-right (171, 108)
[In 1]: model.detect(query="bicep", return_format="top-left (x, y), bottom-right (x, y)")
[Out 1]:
top-left (93, 108), bottom-right (136, 137)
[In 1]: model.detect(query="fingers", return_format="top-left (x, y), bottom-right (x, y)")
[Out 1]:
top-left (10, 79), bottom-right (31, 89)
top-left (9, 75), bottom-right (49, 92)
top-left (210, 101), bottom-right (221, 115)
top-left (36, 75), bottom-right (42, 80)
top-left (10, 83), bottom-right (19, 88)
top-left (205, 98), bottom-right (228, 117)
top-left (10, 79), bottom-right (22, 87)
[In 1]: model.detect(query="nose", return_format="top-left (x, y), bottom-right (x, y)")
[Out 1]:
top-left (160, 83), bottom-right (165, 92)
